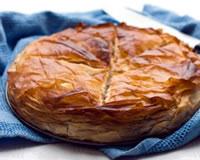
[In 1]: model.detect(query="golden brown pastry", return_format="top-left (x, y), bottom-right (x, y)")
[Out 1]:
top-left (7, 23), bottom-right (200, 144)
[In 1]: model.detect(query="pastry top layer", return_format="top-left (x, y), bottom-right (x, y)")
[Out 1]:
top-left (7, 23), bottom-right (200, 123)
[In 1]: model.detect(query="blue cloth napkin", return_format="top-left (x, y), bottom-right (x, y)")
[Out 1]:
top-left (143, 5), bottom-right (200, 40)
top-left (1, 6), bottom-right (200, 160)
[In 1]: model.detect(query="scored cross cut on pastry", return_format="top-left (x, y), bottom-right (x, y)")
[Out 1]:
top-left (7, 23), bottom-right (200, 144)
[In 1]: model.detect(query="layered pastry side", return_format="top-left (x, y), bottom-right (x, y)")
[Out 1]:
top-left (7, 23), bottom-right (200, 144)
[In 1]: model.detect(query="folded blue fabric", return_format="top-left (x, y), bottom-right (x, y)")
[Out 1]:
top-left (1, 7), bottom-right (200, 160)
top-left (143, 4), bottom-right (200, 39)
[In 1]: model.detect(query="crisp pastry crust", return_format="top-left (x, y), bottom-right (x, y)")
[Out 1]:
top-left (7, 23), bottom-right (200, 144)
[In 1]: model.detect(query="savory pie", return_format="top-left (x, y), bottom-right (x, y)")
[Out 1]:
top-left (7, 23), bottom-right (200, 144)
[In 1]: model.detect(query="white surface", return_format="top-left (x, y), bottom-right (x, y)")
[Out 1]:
top-left (105, 7), bottom-right (199, 47)
top-left (0, 0), bottom-right (200, 20)
top-left (1, 138), bottom-right (200, 160)
top-left (0, 142), bottom-right (109, 160)
top-left (0, 0), bottom-right (200, 160)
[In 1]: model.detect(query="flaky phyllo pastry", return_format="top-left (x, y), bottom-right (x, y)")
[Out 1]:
top-left (7, 23), bottom-right (200, 144)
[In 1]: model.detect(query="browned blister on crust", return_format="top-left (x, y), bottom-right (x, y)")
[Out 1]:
top-left (7, 23), bottom-right (200, 143)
